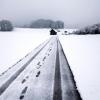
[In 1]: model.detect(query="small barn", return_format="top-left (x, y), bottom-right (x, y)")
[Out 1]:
top-left (50, 29), bottom-right (57, 35)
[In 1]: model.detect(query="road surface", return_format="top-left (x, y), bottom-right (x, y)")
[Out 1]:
top-left (0, 36), bottom-right (82, 100)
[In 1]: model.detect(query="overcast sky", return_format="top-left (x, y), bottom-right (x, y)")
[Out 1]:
top-left (0, 0), bottom-right (100, 28)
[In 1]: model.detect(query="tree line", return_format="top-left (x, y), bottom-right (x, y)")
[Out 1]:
top-left (0, 19), bottom-right (64, 31)
top-left (73, 24), bottom-right (100, 35)
top-left (1, 19), bottom-right (100, 34)
top-left (30, 19), bottom-right (64, 29)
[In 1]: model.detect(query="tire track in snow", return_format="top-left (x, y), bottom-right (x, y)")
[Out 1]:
top-left (0, 38), bottom-right (52, 96)
top-left (53, 37), bottom-right (82, 100)
top-left (53, 39), bottom-right (62, 100)
top-left (58, 39), bottom-right (82, 100)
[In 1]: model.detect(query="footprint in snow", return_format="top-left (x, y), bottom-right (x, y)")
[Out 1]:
top-left (21, 76), bottom-right (29, 84)
top-left (19, 86), bottom-right (28, 100)
top-left (36, 71), bottom-right (41, 77)
top-left (36, 66), bottom-right (41, 69)
top-left (21, 79), bottom-right (26, 84)
top-left (43, 56), bottom-right (46, 61)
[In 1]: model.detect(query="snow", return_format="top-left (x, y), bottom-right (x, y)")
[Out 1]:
top-left (57, 29), bottom-right (77, 35)
top-left (59, 34), bottom-right (100, 100)
top-left (0, 28), bottom-right (100, 100)
top-left (0, 28), bottom-right (51, 74)
top-left (0, 36), bottom-right (57, 100)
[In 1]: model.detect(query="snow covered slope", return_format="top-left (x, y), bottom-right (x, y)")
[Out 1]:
top-left (59, 34), bottom-right (100, 100)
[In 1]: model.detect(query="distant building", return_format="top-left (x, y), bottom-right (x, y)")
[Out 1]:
top-left (50, 29), bottom-right (57, 35)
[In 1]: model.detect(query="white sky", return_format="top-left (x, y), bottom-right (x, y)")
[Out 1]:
top-left (0, 0), bottom-right (100, 28)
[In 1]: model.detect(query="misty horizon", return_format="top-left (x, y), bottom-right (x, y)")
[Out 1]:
top-left (0, 0), bottom-right (100, 28)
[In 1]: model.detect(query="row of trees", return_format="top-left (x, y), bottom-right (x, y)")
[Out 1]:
top-left (30, 19), bottom-right (64, 29)
top-left (0, 19), bottom-right (64, 31)
top-left (73, 24), bottom-right (100, 35)
top-left (0, 19), bottom-right (100, 34)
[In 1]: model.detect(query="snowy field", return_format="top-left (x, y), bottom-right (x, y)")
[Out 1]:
top-left (0, 28), bottom-right (51, 74)
top-left (59, 34), bottom-right (100, 100)
top-left (0, 28), bottom-right (100, 100)
top-left (0, 28), bottom-right (73, 75)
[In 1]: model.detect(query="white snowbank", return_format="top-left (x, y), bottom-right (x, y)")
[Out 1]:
top-left (59, 34), bottom-right (100, 100)
top-left (0, 28), bottom-right (51, 74)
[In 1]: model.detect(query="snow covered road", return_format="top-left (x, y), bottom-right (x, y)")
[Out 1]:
top-left (0, 36), bottom-right (82, 100)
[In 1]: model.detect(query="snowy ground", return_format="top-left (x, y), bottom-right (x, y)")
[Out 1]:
top-left (0, 28), bottom-right (100, 100)
top-left (0, 28), bottom-right (51, 74)
top-left (0, 36), bottom-right (57, 100)
top-left (59, 34), bottom-right (100, 100)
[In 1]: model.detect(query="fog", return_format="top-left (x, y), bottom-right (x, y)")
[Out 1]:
top-left (0, 0), bottom-right (100, 28)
